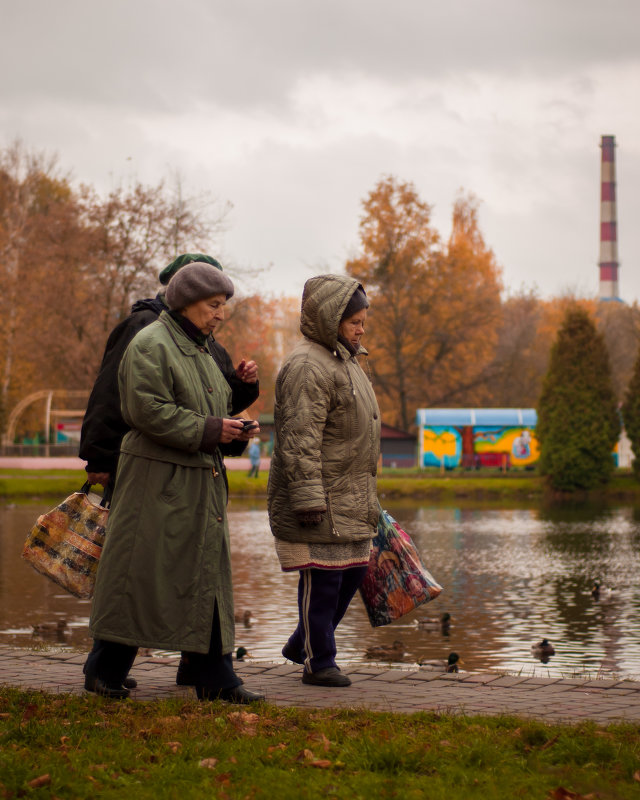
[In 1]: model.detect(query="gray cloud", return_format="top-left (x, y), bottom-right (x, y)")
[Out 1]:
top-left (3, 0), bottom-right (639, 113)
top-left (1, 0), bottom-right (639, 302)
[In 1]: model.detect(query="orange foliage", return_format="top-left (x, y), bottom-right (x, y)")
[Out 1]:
top-left (218, 294), bottom-right (301, 417)
top-left (346, 177), bottom-right (502, 429)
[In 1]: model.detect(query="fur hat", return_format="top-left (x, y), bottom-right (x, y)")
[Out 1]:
top-left (159, 253), bottom-right (223, 286)
top-left (165, 262), bottom-right (234, 310)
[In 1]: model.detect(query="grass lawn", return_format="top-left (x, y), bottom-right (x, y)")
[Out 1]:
top-left (1, 687), bottom-right (640, 799)
top-left (1, 468), bottom-right (639, 504)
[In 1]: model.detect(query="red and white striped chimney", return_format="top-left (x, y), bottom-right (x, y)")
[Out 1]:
top-left (599, 135), bottom-right (619, 300)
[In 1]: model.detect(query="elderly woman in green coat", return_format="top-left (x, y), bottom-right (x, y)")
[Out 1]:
top-left (84, 261), bottom-right (264, 704)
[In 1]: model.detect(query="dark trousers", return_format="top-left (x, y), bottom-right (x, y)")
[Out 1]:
top-left (285, 565), bottom-right (368, 673)
top-left (85, 602), bottom-right (240, 691)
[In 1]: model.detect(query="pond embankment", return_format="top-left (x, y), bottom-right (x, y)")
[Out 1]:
top-left (2, 466), bottom-right (640, 504)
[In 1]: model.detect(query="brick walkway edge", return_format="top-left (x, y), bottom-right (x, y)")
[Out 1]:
top-left (2, 645), bottom-right (640, 724)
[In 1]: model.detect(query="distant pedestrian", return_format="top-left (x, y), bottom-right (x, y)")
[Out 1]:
top-left (247, 438), bottom-right (261, 477)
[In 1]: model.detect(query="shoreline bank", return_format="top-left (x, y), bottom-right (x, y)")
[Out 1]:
top-left (1, 464), bottom-right (640, 503)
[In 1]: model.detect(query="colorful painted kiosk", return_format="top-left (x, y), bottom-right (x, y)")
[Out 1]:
top-left (415, 408), bottom-right (539, 470)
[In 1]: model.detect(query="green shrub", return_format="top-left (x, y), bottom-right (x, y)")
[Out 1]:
top-left (536, 306), bottom-right (619, 491)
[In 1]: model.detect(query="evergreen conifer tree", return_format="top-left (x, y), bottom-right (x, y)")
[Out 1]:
top-left (537, 306), bottom-right (619, 491)
top-left (621, 345), bottom-right (640, 478)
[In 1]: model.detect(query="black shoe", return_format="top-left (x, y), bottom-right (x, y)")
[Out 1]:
top-left (83, 658), bottom-right (137, 690)
top-left (302, 667), bottom-right (351, 687)
top-left (196, 684), bottom-right (265, 704)
top-left (84, 674), bottom-right (130, 699)
top-left (176, 657), bottom-right (196, 686)
top-left (282, 642), bottom-right (305, 665)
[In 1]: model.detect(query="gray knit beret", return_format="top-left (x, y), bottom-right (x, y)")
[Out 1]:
top-left (165, 262), bottom-right (235, 310)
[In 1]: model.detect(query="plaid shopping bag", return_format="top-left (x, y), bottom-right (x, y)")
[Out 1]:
top-left (21, 482), bottom-right (110, 599)
top-left (359, 503), bottom-right (443, 627)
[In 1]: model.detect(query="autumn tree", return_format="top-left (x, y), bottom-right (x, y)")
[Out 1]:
top-left (219, 294), bottom-right (301, 418)
top-left (487, 289), bottom-right (546, 407)
top-left (0, 142), bottom-right (82, 432)
top-left (0, 141), bottom-right (231, 441)
top-left (82, 175), bottom-right (229, 335)
top-left (596, 300), bottom-right (640, 400)
top-left (622, 345), bottom-right (640, 478)
top-left (346, 177), bottom-right (502, 429)
top-left (488, 292), bottom-right (598, 409)
top-left (537, 306), bottom-right (619, 491)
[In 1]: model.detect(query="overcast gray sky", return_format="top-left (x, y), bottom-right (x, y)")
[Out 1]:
top-left (2, 0), bottom-right (639, 300)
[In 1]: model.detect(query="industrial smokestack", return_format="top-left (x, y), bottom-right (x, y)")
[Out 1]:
top-left (599, 135), bottom-right (620, 300)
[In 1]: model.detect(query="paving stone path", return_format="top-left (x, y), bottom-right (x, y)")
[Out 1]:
top-left (2, 645), bottom-right (640, 724)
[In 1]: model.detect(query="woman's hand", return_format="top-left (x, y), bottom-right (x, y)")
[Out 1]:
top-left (296, 509), bottom-right (325, 527)
top-left (220, 419), bottom-right (261, 443)
top-left (220, 418), bottom-right (245, 443)
top-left (236, 359), bottom-right (258, 383)
top-left (86, 472), bottom-right (111, 487)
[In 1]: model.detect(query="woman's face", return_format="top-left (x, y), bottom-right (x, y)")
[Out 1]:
top-left (181, 293), bottom-right (227, 335)
top-left (338, 307), bottom-right (367, 350)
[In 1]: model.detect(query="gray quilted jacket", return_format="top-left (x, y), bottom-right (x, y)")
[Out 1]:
top-left (267, 275), bottom-right (381, 544)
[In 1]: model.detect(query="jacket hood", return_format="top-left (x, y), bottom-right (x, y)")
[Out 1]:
top-left (300, 275), bottom-right (365, 352)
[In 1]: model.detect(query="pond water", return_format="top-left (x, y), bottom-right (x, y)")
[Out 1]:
top-left (2, 499), bottom-right (640, 680)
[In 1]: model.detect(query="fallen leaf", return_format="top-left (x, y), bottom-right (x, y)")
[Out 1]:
top-left (229, 756), bottom-right (238, 764)
top-left (215, 772), bottom-right (231, 785)
top-left (540, 734), bottom-right (561, 751)
top-left (166, 741), bottom-right (182, 753)
top-left (547, 788), bottom-right (594, 800)
top-left (59, 736), bottom-right (70, 745)
top-left (228, 711), bottom-right (259, 724)
top-left (199, 758), bottom-right (219, 769)
top-left (268, 743), bottom-right (287, 753)
top-left (634, 770), bottom-right (640, 782)
top-left (310, 760), bottom-right (332, 769)
top-left (27, 774), bottom-right (51, 789)
top-left (21, 704), bottom-right (38, 723)
top-left (308, 732), bottom-right (331, 752)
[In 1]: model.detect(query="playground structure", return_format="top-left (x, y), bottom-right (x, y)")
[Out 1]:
top-left (1, 390), bottom-right (89, 455)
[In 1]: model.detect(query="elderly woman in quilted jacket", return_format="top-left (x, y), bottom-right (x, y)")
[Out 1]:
top-left (267, 275), bottom-right (381, 687)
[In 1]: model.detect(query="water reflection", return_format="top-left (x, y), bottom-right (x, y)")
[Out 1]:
top-left (2, 499), bottom-right (640, 680)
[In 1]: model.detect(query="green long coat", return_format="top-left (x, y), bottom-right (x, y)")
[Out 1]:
top-left (89, 312), bottom-right (235, 654)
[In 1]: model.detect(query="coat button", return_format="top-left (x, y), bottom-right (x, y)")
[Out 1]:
top-left (373, 413), bottom-right (378, 419)
top-left (199, 347), bottom-right (206, 353)
top-left (216, 515), bottom-right (223, 522)
top-left (207, 387), bottom-right (213, 393)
